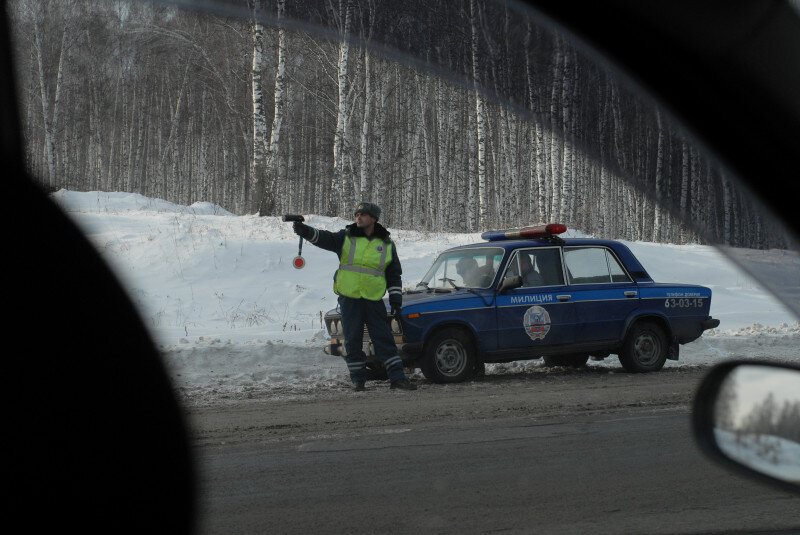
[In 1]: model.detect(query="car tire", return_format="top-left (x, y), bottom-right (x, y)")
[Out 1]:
top-left (421, 327), bottom-right (476, 383)
top-left (542, 354), bottom-right (589, 367)
top-left (365, 361), bottom-right (388, 381)
top-left (619, 321), bottom-right (668, 372)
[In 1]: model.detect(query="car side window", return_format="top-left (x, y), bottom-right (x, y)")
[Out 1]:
top-left (564, 247), bottom-right (631, 284)
top-left (503, 248), bottom-right (564, 287)
top-left (506, 252), bottom-right (521, 278)
top-left (607, 251), bottom-right (631, 283)
top-left (532, 248), bottom-right (565, 286)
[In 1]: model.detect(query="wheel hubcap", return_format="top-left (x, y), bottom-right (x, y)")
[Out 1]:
top-left (435, 339), bottom-right (467, 377)
top-left (633, 332), bottom-right (661, 365)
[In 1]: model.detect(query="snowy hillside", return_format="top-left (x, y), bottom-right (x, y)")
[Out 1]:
top-left (53, 190), bottom-right (799, 402)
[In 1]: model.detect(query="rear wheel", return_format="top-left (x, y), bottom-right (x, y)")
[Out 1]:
top-left (542, 354), bottom-right (589, 367)
top-left (619, 321), bottom-right (668, 372)
top-left (421, 328), bottom-right (476, 383)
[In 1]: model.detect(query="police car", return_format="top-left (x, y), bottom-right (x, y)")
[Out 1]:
top-left (323, 224), bottom-right (720, 383)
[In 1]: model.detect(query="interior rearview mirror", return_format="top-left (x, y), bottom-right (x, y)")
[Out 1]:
top-left (693, 361), bottom-right (800, 492)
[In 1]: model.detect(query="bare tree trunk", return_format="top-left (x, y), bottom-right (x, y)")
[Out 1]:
top-left (722, 172), bottom-right (732, 244)
top-left (436, 77), bottom-right (449, 229)
top-left (358, 1), bottom-right (376, 203)
top-left (359, 48), bottom-right (372, 202)
top-left (559, 48), bottom-right (573, 223)
top-left (470, 0), bottom-right (487, 228)
top-left (467, 96), bottom-right (477, 230)
top-left (680, 139), bottom-right (690, 240)
top-left (259, 0), bottom-right (287, 215)
top-left (34, 22), bottom-right (67, 188)
top-left (652, 109), bottom-right (665, 241)
top-left (549, 37), bottom-right (563, 221)
top-left (250, 0), bottom-right (268, 212)
top-left (159, 61), bottom-right (190, 201)
top-left (373, 62), bottom-right (388, 211)
top-left (332, 0), bottom-right (353, 215)
top-left (199, 88), bottom-right (210, 202)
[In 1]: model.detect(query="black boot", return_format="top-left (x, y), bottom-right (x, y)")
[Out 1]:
top-left (354, 381), bottom-right (366, 392)
top-left (390, 378), bottom-right (417, 390)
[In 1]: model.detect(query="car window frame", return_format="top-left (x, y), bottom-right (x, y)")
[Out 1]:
top-left (562, 245), bottom-right (633, 285)
top-left (421, 246), bottom-right (505, 290)
top-left (499, 245), bottom-right (566, 289)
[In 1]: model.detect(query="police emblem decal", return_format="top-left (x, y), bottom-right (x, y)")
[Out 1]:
top-left (523, 305), bottom-right (551, 341)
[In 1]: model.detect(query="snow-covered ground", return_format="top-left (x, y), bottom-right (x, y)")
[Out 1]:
top-left (53, 190), bottom-right (800, 400)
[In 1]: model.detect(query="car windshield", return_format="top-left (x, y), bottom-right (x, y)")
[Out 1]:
top-left (418, 248), bottom-right (504, 290)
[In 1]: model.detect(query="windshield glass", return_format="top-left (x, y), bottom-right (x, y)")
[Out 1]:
top-left (419, 248), bottom-right (504, 290)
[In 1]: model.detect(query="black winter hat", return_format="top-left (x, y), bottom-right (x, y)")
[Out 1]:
top-left (354, 202), bottom-right (381, 220)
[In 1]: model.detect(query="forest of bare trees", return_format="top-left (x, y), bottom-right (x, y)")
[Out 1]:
top-left (9, 0), bottom-right (789, 248)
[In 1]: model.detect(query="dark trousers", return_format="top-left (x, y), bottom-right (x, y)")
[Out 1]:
top-left (338, 296), bottom-right (406, 383)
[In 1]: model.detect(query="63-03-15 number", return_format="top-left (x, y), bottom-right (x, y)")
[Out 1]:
top-left (665, 298), bottom-right (703, 308)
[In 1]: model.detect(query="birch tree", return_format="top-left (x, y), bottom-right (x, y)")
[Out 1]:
top-left (470, 0), bottom-right (487, 229)
top-left (263, 0), bottom-right (287, 215)
top-left (331, 0), bottom-right (353, 215)
top-left (250, 0), bottom-right (269, 213)
top-left (32, 5), bottom-right (70, 189)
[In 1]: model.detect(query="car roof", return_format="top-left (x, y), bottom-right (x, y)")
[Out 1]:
top-left (447, 238), bottom-right (651, 280)
top-left (447, 238), bottom-right (623, 253)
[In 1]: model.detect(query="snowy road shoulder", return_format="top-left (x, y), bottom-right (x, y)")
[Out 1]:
top-left (163, 322), bottom-right (800, 405)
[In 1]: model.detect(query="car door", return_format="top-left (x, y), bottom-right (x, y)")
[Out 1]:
top-left (495, 247), bottom-right (576, 353)
top-left (562, 246), bottom-right (640, 345)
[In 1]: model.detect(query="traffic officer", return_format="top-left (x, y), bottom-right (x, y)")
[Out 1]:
top-left (293, 202), bottom-right (417, 391)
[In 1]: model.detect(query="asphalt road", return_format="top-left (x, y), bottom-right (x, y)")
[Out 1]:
top-left (193, 407), bottom-right (800, 534)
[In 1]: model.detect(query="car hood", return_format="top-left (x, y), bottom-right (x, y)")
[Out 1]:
top-left (397, 289), bottom-right (491, 309)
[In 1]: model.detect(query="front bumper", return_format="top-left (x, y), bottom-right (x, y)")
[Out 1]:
top-left (323, 337), bottom-right (422, 363)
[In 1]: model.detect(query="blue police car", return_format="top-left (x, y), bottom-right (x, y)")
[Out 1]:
top-left (323, 224), bottom-right (720, 383)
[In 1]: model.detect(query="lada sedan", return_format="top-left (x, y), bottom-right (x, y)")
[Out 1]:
top-left (324, 224), bottom-right (719, 383)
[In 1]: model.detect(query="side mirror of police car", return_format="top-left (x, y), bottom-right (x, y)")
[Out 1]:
top-left (693, 361), bottom-right (800, 494)
top-left (498, 275), bottom-right (523, 293)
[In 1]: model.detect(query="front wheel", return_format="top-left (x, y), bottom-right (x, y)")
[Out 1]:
top-left (421, 328), bottom-right (476, 383)
top-left (618, 321), bottom-right (668, 372)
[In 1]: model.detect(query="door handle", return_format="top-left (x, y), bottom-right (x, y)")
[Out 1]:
top-left (624, 291), bottom-right (638, 297)
top-left (556, 294), bottom-right (571, 302)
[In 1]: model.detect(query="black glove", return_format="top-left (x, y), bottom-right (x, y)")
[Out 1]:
top-left (293, 221), bottom-right (310, 238)
top-left (390, 296), bottom-right (402, 323)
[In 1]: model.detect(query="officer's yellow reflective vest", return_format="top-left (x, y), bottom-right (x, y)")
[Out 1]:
top-left (334, 235), bottom-right (392, 300)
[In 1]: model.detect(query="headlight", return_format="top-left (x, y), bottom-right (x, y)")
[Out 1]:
top-left (327, 319), bottom-right (340, 336)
